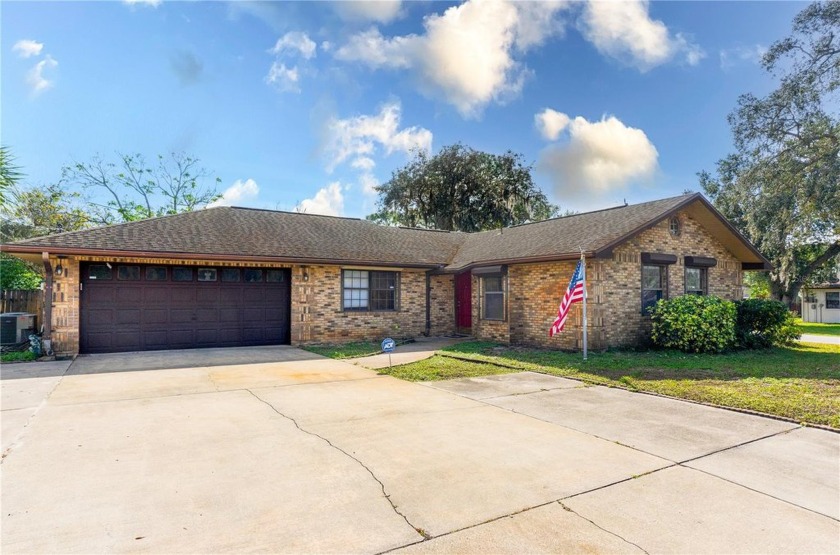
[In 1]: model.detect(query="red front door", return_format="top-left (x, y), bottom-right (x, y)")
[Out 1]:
top-left (455, 272), bottom-right (472, 332)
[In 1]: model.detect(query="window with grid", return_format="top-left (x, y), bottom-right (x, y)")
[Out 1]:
top-left (827, 292), bottom-right (840, 309)
top-left (342, 270), bottom-right (398, 311)
top-left (482, 275), bottom-right (506, 320)
top-left (642, 265), bottom-right (667, 313)
top-left (684, 267), bottom-right (707, 296)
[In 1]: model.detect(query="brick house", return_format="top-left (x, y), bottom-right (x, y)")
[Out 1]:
top-left (1, 193), bottom-right (770, 356)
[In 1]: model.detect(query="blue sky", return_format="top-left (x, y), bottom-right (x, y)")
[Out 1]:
top-left (2, 1), bottom-right (805, 217)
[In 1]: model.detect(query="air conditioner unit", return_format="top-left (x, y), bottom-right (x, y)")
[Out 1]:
top-left (0, 313), bottom-right (37, 345)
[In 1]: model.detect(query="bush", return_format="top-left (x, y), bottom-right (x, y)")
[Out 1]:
top-left (735, 299), bottom-right (800, 349)
top-left (650, 295), bottom-right (736, 353)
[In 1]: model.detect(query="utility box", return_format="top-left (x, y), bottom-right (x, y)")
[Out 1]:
top-left (0, 313), bottom-right (37, 345)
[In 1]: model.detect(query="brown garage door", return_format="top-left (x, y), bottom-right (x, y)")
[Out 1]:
top-left (80, 263), bottom-right (291, 353)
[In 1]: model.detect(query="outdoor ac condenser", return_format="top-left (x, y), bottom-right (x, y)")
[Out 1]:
top-left (0, 313), bottom-right (37, 345)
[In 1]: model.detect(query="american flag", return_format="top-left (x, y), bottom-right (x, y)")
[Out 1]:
top-left (549, 260), bottom-right (585, 337)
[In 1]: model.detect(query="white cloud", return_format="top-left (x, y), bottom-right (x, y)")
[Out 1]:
top-left (265, 62), bottom-right (300, 92)
top-left (335, 0), bottom-right (569, 117)
top-left (538, 112), bottom-right (659, 198)
top-left (719, 44), bottom-right (767, 70)
top-left (13, 39), bottom-right (43, 58)
top-left (123, 0), bottom-right (162, 6)
top-left (296, 182), bottom-right (344, 216)
top-left (208, 178), bottom-right (260, 207)
top-left (535, 108), bottom-right (570, 141)
top-left (580, 0), bottom-right (703, 71)
top-left (359, 172), bottom-right (379, 196)
top-left (334, 0), bottom-right (404, 24)
top-left (270, 31), bottom-right (317, 59)
top-left (26, 55), bottom-right (58, 96)
top-left (324, 100), bottom-right (432, 171)
top-left (351, 156), bottom-right (376, 171)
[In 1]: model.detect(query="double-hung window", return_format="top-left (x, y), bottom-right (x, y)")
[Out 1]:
top-left (481, 275), bottom-right (506, 320)
top-left (827, 292), bottom-right (840, 309)
top-left (342, 270), bottom-right (399, 311)
top-left (684, 266), bottom-right (707, 295)
top-left (642, 265), bottom-right (667, 313)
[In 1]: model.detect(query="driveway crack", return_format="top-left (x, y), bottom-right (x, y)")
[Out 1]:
top-left (558, 502), bottom-right (650, 554)
top-left (246, 389), bottom-right (427, 540)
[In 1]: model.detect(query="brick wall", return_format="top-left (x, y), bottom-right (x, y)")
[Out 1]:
top-left (290, 265), bottom-right (431, 344)
top-left (429, 274), bottom-right (455, 336)
top-left (49, 256), bottom-right (80, 356)
top-left (472, 210), bottom-right (743, 349)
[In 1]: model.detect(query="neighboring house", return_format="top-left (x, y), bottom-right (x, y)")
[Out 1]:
top-left (800, 285), bottom-right (840, 324)
top-left (1, 193), bottom-right (770, 356)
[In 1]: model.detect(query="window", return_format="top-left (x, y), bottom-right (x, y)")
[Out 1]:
top-left (145, 267), bottom-right (167, 281)
top-left (88, 265), bottom-right (112, 280)
top-left (685, 267), bottom-right (707, 295)
top-left (482, 275), bottom-right (506, 320)
top-left (221, 268), bottom-right (240, 282)
top-left (173, 267), bottom-right (193, 282)
top-left (342, 270), bottom-right (399, 311)
top-left (266, 269), bottom-right (286, 283)
top-left (244, 269), bottom-right (263, 283)
top-left (642, 265), bottom-right (667, 313)
top-left (669, 216), bottom-right (681, 237)
top-left (827, 292), bottom-right (840, 309)
top-left (197, 268), bottom-right (217, 282)
top-left (117, 266), bottom-right (141, 281)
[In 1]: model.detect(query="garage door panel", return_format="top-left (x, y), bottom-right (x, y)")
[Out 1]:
top-left (196, 288), bottom-right (220, 303)
top-left (115, 309), bottom-right (141, 325)
top-left (169, 309), bottom-right (195, 324)
top-left (86, 309), bottom-right (115, 326)
top-left (81, 264), bottom-right (290, 353)
top-left (170, 288), bottom-right (196, 303)
top-left (113, 332), bottom-right (141, 351)
top-left (143, 331), bottom-right (168, 348)
top-left (116, 287), bottom-right (142, 303)
top-left (220, 308), bottom-right (239, 323)
top-left (195, 308), bottom-right (218, 323)
top-left (87, 288), bottom-right (116, 304)
top-left (144, 288), bottom-right (170, 303)
top-left (143, 309), bottom-right (168, 324)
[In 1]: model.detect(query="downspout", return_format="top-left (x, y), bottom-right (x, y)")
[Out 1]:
top-left (41, 252), bottom-right (53, 353)
top-left (424, 270), bottom-right (432, 337)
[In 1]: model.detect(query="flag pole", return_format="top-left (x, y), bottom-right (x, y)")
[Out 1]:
top-left (580, 247), bottom-right (588, 361)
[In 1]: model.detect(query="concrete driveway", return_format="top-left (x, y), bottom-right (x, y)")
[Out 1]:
top-left (1, 349), bottom-right (838, 554)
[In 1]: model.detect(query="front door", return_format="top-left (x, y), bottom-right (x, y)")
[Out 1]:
top-left (455, 272), bottom-right (472, 334)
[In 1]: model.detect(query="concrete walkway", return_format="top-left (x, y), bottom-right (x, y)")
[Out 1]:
top-left (350, 336), bottom-right (468, 369)
top-left (2, 350), bottom-right (838, 554)
top-left (800, 333), bottom-right (840, 345)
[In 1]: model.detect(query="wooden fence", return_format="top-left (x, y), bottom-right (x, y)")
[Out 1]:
top-left (1, 289), bottom-right (44, 316)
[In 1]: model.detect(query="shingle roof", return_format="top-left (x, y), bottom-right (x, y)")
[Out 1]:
top-left (6, 207), bottom-right (467, 267)
top-left (445, 194), bottom-right (693, 270)
top-left (3, 193), bottom-right (768, 270)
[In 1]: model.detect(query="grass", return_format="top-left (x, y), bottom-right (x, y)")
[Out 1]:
top-left (1, 350), bottom-right (38, 363)
top-left (302, 341), bottom-right (383, 359)
top-left (795, 318), bottom-right (840, 337)
top-left (378, 341), bottom-right (840, 429)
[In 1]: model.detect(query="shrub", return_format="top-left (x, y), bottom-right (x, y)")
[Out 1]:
top-left (650, 295), bottom-right (736, 353)
top-left (735, 299), bottom-right (800, 349)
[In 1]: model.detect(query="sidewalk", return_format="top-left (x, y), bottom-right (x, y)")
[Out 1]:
top-left (800, 333), bottom-right (840, 345)
top-left (351, 336), bottom-right (468, 369)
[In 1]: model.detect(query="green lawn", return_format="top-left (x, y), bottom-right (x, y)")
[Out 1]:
top-left (378, 341), bottom-right (840, 429)
top-left (0, 350), bottom-right (38, 363)
top-left (302, 341), bottom-right (383, 359)
top-left (795, 318), bottom-right (840, 337)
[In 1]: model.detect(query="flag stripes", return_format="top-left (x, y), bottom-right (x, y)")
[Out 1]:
top-left (549, 260), bottom-right (585, 337)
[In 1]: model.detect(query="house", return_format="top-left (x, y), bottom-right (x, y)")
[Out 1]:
top-left (800, 285), bottom-right (840, 324)
top-left (1, 193), bottom-right (771, 356)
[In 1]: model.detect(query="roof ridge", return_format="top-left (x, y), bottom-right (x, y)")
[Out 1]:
top-left (501, 193), bottom-right (699, 231)
top-left (228, 206), bottom-right (368, 222)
